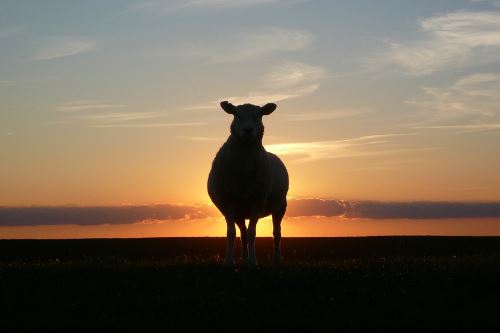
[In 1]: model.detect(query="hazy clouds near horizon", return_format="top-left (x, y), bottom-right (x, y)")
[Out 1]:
top-left (1, 199), bottom-right (500, 226)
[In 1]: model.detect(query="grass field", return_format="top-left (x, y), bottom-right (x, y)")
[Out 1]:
top-left (1, 236), bottom-right (500, 331)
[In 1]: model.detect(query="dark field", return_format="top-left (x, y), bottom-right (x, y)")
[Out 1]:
top-left (1, 237), bottom-right (500, 331)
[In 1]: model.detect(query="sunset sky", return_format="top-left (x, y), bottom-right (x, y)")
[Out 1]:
top-left (2, 0), bottom-right (500, 238)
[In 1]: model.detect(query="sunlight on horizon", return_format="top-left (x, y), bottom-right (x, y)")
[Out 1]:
top-left (2, 217), bottom-right (500, 239)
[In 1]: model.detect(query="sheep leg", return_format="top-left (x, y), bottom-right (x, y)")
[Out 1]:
top-left (272, 206), bottom-right (286, 265)
top-left (235, 219), bottom-right (248, 264)
top-left (224, 217), bottom-right (236, 267)
top-left (247, 218), bottom-right (258, 268)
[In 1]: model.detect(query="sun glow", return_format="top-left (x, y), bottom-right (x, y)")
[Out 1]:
top-left (2, 216), bottom-right (500, 239)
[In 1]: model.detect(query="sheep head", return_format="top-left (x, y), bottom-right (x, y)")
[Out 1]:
top-left (220, 101), bottom-right (277, 144)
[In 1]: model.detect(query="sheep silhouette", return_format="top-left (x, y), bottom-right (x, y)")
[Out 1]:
top-left (208, 101), bottom-right (289, 267)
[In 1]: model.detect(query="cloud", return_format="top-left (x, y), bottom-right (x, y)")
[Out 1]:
top-left (453, 73), bottom-right (500, 98)
top-left (285, 108), bottom-right (369, 122)
top-left (54, 100), bottom-right (204, 128)
top-left (34, 38), bottom-right (96, 60)
top-left (407, 73), bottom-right (500, 127)
top-left (415, 124), bottom-right (500, 130)
top-left (58, 100), bottom-right (125, 112)
top-left (185, 27), bottom-right (313, 63)
top-left (181, 32), bottom-right (318, 110)
top-left (381, 11), bottom-right (500, 75)
top-left (470, 0), bottom-right (500, 7)
top-left (90, 122), bottom-right (206, 128)
top-left (0, 204), bottom-right (218, 227)
top-left (189, 86), bottom-right (319, 110)
top-left (265, 133), bottom-right (418, 162)
top-left (287, 198), bottom-right (500, 219)
top-left (286, 198), bottom-right (347, 217)
top-left (188, 61), bottom-right (323, 110)
top-left (76, 112), bottom-right (163, 122)
top-left (264, 61), bottom-right (325, 88)
top-left (125, 0), bottom-right (290, 14)
top-left (177, 135), bottom-right (223, 141)
top-left (213, 84), bottom-right (319, 107)
top-left (347, 201), bottom-right (500, 219)
top-left (3, 199), bottom-right (500, 226)
top-left (181, 0), bottom-right (281, 7)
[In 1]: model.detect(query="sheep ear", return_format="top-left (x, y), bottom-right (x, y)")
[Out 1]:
top-left (220, 101), bottom-right (236, 114)
top-left (261, 103), bottom-right (277, 115)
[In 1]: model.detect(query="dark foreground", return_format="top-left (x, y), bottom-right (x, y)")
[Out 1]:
top-left (1, 237), bottom-right (500, 331)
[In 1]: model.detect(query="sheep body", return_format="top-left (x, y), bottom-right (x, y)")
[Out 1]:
top-left (207, 102), bottom-right (288, 267)
top-left (208, 137), bottom-right (288, 220)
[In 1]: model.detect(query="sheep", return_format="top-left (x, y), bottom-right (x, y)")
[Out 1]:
top-left (207, 101), bottom-right (289, 267)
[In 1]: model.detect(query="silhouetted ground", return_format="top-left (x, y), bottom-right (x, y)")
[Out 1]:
top-left (1, 237), bottom-right (500, 331)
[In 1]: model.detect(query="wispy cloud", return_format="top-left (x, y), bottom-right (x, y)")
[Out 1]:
top-left (406, 73), bottom-right (500, 127)
top-left (265, 134), bottom-right (420, 162)
top-left (206, 84), bottom-right (319, 109)
top-left (55, 100), bottom-right (203, 128)
top-left (379, 11), bottom-right (500, 75)
top-left (189, 85), bottom-right (319, 110)
top-left (349, 159), bottom-right (420, 172)
top-left (188, 61), bottom-right (323, 109)
top-left (76, 112), bottom-right (164, 122)
top-left (415, 124), bottom-right (500, 130)
top-left (264, 61), bottom-right (324, 88)
top-left (470, 0), bottom-right (500, 7)
top-left (125, 0), bottom-right (290, 14)
top-left (90, 122), bottom-right (205, 128)
top-left (177, 135), bottom-right (223, 142)
top-left (285, 108), bottom-right (369, 122)
top-left (185, 26), bottom-right (313, 63)
top-left (34, 38), bottom-right (96, 60)
top-left (182, 0), bottom-right (281, 7)
top-left (58, 100), bottom-right (125, 112)
top-left (453, 73), bottom-right (500, 98)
